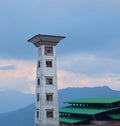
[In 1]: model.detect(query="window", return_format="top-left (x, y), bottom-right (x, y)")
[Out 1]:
top-left (37, 93), bottom-right (39, 102)
top-left (36, 110), bottom-right (39, 118)
top-left (37, 61), bottom-right (40, 68)
top-left (46, 60), bottom-right (52, 67)
top-left (46, 110), bottom-right (53, 118)
top-left (46, 93), bottom-right (53, 101)
top-left (45, 46), bottom-right (53, 56)
top-left (38, 47), bottom-right (41, 56)
top-left (37, 78), bottom-right (40, 86)
top-left (46, 77), bottom-right (53, 85)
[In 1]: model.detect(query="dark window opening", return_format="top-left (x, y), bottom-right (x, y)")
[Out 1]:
top-left (37, 110), bottom-right (39, 118)
top-left (46, 61), bottom-right (52, 67)
top-left (46, 94), bottom-right (53, 101)
top-left (46, 77), bottom-right (53, 85)
top-left (38, 61), bottom-right (40, 68)
top-left (37, 93), bottom-right (39, 102)
top-left (37, 78), bottom-right (40, 86)
top-left (46, 110), bottom-right (53, 118)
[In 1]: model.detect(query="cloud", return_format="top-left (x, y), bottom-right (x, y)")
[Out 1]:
top-left (57, 52), bottom-right (120, 90)
top-left (44, 0), bottom-right (120, 15)
top-left (0, 65), bottom-right (16, 70)
top-left (97, 0), bottom-right (120, 13)
top-left (0, 0), bottom-right (120, 92)
top-left (57, 70), bottom-right (91, 89)
top-left (23, 83), bottom-right (36, 94)
top-left (1, 51), bottom-right (120, 94)
top-left (0, 59), bottom-right (36, 94)
top-left (0, 0), bottom-right (120, 60)
top-left (57, 70), bottom-right (120, 91)
top-left (57, 53), bottom-right (120, 75)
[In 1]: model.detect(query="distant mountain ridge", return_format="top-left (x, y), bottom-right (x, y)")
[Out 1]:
top-left (0, 104), bottom-right (35, 126)
top-left (0, 86), bottom-right (120, 126)
top-left (58, 86), bottom-right (120, 107)
top-left (0, 90), bottom-right (35, 113)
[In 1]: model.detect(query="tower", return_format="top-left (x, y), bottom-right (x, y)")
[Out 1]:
top-left (28, 34), bottom-right (65, 126)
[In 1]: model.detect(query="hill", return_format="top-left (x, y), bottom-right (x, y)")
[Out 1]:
top-left (58, 86), bottom-right (120, 107)
top-left (0, 104), bottom-right (34, 126)
top-left (0, 90), bottom-right (34, 113)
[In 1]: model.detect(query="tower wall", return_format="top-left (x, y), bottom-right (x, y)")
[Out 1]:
top-left (35, 45), bottom-right (59, 126)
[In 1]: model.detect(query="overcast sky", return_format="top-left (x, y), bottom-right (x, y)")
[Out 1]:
top-left (0, 0), bottom-right (120, 93)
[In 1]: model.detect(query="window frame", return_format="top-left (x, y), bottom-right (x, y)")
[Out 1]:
top-left (46, 93), bottom-right (53, 102)
top-left (37, 61), bottom-right (40, 68)
top-left (38, 47), bottom-right (41, 56)
top-left (46, 77), bottom-right (53, 85)
top-left (36, 110), bottom-right (39, 118)
top-left (46, 60), bottom-right (52, 67)
top-left (37, 78), bottom-right (40, 86)
top-left (44, 46), bottom-right (53, 56)
top-left (46, 109), bottom-right (54, 118)
top-left (37, 93), bottom-right (40, 102)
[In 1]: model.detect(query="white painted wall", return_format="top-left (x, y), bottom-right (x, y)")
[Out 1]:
top-left (35, 45), bottom-right (59, 126)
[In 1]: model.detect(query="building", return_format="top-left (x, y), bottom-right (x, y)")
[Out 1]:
top-left (28, 34), bottom-right (65, 126)
top-left (59, 98), bottom-right (120, 126)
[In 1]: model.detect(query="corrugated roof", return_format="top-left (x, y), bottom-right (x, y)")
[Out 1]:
top-left (59, 106), bottom-right (119, 115)
top-left (66, 98), bottom-right (120, 104)
top-left (108, 114), bottom-right (120, 119)
top-left (59, 116), bottom-right (87, 124)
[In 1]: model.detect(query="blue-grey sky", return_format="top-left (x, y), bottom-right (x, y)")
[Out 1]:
top-left (0, 0), bottom-right (120, 93)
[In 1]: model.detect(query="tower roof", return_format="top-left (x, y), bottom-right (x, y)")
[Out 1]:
top-left (28, 34), bottom-right (65, 47)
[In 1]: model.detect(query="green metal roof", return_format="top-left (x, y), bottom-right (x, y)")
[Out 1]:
top-left (59, 106), bottom-right (119, 115)
top-left (108, 114), bottom-right (120, 119)
top-left (66, 98), bottom-right (120, 104)
top-left (59, 116), bottom-right (87, 124)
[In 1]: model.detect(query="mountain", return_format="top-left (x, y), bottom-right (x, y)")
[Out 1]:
top-left (0, 86), bottom-right (120, 126)
top-left (58, 86), bottom-right (120, 107)
top-left (0, 90), bottom-right (35, 113)
top-left (0, 104), bottom-right (34, 126)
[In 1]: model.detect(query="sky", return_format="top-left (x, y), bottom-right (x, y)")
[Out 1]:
top-left (0, 0), bottom-right (120, 93)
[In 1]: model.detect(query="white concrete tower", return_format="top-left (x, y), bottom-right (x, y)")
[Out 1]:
top-left (28, 34), bottom-right (65, 126)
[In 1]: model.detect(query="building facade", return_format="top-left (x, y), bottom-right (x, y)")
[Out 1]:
top-left (28, 34), bottom-right (65, 126)
top-left (59, 98), bottom-right (120, 126)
